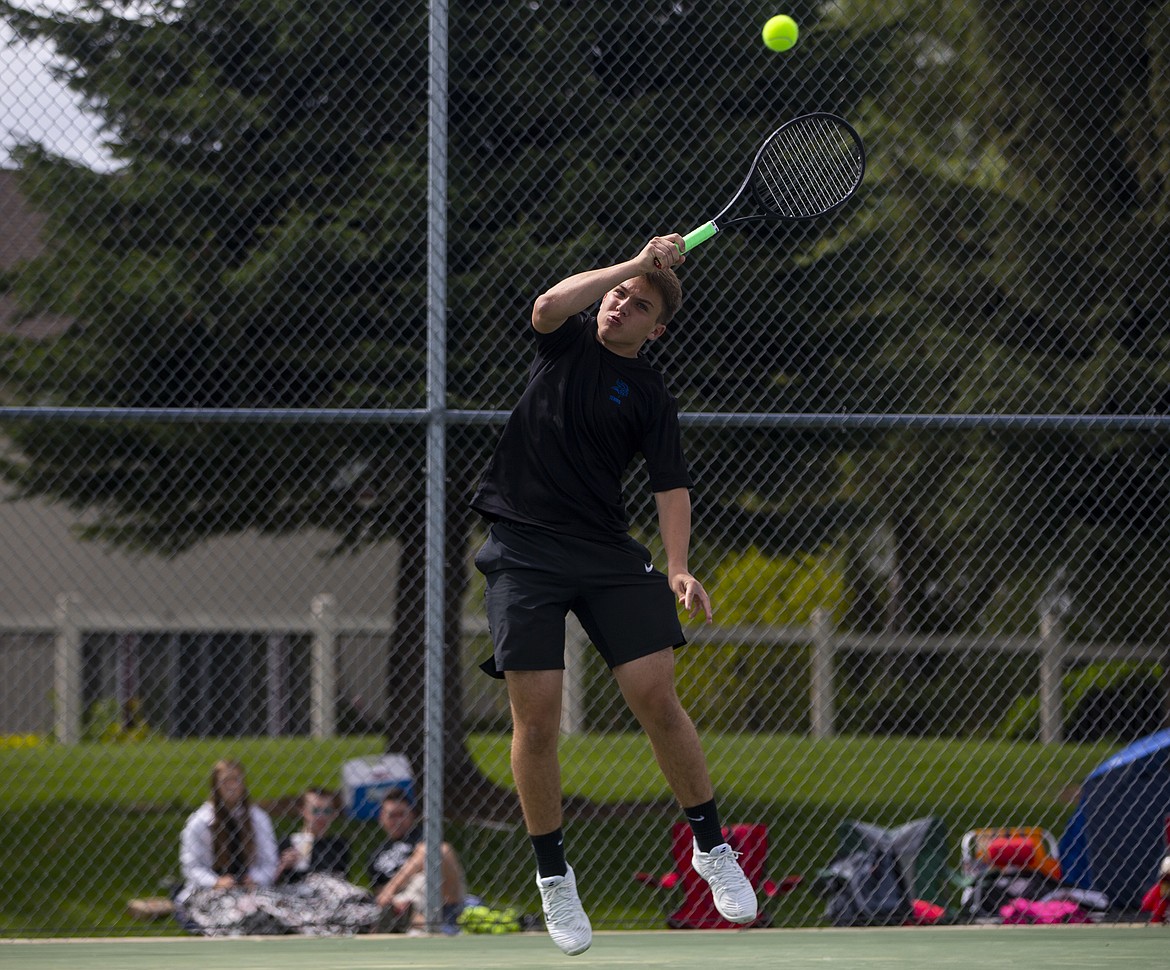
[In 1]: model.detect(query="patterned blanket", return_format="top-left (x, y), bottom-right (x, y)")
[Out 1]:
top-left (178, 874), bottom-right (383, 936)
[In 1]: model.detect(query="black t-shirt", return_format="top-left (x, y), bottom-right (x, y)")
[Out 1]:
top-left (276, 832), bottom-right (351, 883)
top-left (471, 312), bottom-right (691, 541)
top-left (368, 830), bottom-right (422, 889)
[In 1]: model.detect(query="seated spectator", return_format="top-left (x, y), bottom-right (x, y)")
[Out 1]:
top-left (175, 759), bottom-right (280, 934)
top-left (275, 788), bottom-right (350, 884)
top-left (368, 788), bottom-right (466, 932)
top-left (176, 764), bottom-right (380, 936)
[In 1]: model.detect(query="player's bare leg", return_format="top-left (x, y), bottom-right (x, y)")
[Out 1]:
top-left (506, 669), bottom-right (592, 955)
top-left (507, 669), bottom-right (565, 835)
top-left (614, 648), bottom-right (758, 923)
top-left (613, 648), bottom-right (713, 805)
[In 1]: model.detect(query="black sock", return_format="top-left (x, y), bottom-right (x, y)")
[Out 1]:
top-left (531, 828), bottom-right (568, 879)
top-left (684, 798), bottom-right (724, 853)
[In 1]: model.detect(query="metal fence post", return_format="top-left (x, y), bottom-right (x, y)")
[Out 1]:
top-left (310, 594), bottom-right (337, 739)
top-left (811, 608), bottom-right (836, 739)
top-left (1039, 609), bottom-right (1065, 744)
top-left (53, 593), bottom-right (82, 745)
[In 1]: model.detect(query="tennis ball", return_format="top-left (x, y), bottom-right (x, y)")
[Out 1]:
top-left (762, 15), bottom-right (799, 52)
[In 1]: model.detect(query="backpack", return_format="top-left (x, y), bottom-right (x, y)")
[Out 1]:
top-left (818, 845), bottom-right (913, 927)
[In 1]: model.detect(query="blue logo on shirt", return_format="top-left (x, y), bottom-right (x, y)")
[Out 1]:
top-left (609, 379), bottom-right (629, 406)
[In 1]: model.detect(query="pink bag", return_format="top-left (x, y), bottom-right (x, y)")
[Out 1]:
top-left (1000, 898), bottom-right (1090, 924)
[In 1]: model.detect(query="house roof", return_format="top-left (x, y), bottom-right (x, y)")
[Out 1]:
top-left (0, 485), bottom-right (400, 627)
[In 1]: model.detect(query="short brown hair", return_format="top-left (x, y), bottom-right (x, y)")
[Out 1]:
top-left (644, 266), bottom-right (682, 325)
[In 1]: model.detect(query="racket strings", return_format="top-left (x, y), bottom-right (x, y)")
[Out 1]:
top-left (753, 116), bottom-right (863, 218)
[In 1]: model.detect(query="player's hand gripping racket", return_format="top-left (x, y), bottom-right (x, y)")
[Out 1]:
top-left (656, 112), bottom-right (865, 265)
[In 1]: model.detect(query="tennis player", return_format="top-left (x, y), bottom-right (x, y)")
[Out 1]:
top-left (472, 233), bottom-right (757, 955)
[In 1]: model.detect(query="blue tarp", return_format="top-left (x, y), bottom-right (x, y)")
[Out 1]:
top-left (1058, 728), bottom-right (1170, 909)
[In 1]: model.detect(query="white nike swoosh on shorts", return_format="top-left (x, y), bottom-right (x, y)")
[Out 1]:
top-left (644, 563), bottom-right (654, 573)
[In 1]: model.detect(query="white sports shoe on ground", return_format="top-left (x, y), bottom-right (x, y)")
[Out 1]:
top-left (692, 841), bottom-right (758, 924)
top-left (537, 864), bottom-right (592, 956)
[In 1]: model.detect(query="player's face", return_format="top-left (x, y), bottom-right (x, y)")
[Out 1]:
top-left (596, 277), bottom-right (666, 357)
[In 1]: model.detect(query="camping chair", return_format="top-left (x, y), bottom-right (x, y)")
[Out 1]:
top-left (961, 827), bottom-right (1062, 882)
top-left (959, 826), bottom-right (1063, 920)
top-left (633, 822), bottom-right (799, 929)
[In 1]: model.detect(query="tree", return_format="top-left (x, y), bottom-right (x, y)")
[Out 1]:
top-left (756, 0), bottom-right (1170, 642)
top-left (0, 0), bottom-right (511, 812)
top-left (1, 0), bottom-right (874, 806)
top-left (6, 0), bottom-right (1166, 769)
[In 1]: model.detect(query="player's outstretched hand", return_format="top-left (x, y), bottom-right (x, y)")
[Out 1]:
top-left (672, 573), bottom-right (713, 625)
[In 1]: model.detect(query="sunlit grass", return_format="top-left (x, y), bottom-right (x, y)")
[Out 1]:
top-left (1, 732), bottom-right (1112, 936)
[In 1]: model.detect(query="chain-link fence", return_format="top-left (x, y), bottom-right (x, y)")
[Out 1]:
top-left (2, 0), bottom-right (1169, 939)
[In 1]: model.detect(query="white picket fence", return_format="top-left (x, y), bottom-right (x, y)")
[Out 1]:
top-left (3, 594), bottom-right (1162, 745)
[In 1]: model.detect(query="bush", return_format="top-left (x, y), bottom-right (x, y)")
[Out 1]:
top-left (835, 649), bottom-right (1033, 739)
top-left (997, 661), bottom-right (1165, 743)
top-left (81, 697), bottom-right (155, 744)
top-left (673, 547), bottom-right (851, 732)
top-left (0, 734), bottom-right (47, 750)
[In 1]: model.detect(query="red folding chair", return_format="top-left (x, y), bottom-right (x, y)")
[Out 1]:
top-left (635, 822), bottom-right (800, 929)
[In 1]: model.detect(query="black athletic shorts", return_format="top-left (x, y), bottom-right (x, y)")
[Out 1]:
top-left (474, 519), bottom-right (687, 679)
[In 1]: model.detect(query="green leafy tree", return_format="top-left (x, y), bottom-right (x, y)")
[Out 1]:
top-left (1, 0), bottom-right (893, 763)
top-left (6, 0), bottom-right (1168, 761)
top-left (771, 0), bottom-right (1170, 644)
top-left (0, 0), bottom-right (504, 809)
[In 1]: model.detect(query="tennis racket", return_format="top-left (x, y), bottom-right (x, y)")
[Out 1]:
top-left (657, 112), bottom-right (865, 264)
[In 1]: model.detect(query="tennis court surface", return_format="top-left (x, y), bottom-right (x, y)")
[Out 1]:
top-left (1, 926), bottom-right (1162, 970)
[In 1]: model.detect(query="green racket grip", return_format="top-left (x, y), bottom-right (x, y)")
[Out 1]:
top-left (655, 222), bottom-right (719, 267)
top-left (681, 222), bottom-right (718, 253)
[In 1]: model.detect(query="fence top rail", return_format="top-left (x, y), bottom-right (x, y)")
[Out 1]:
top-left (2, 407), bottom-right (1170, 431)
top-left (687, 622), bottom-right (814, 645)
top-left (617, 614), bottom-right (1165, 661)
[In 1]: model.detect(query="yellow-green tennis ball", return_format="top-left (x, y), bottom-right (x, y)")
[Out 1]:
top-left (762, 15), bottom-right (799, 52)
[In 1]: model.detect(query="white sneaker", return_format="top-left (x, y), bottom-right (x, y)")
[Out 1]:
top-left (537, 865), bottom-right (592, 956)
top-left (692, 841), bottom-right (758, 924)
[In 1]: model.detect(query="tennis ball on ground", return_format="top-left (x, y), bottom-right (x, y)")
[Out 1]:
top-left (762, 14), bottom-right (799, 52)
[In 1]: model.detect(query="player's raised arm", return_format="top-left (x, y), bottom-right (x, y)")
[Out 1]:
top-left (530, 235), bottom-right (685, 334)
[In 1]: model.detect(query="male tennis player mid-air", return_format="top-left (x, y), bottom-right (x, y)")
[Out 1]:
top-left (471, 233), bottom-right (757, 956)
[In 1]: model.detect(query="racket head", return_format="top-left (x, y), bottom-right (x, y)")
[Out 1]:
top-left (746, 112), bottom-right (866, 221)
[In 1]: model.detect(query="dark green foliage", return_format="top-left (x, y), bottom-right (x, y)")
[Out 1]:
top-left (999, 661), bottom-right (1167, 743)
top-left (2, 0), bottom-right (1170, 731)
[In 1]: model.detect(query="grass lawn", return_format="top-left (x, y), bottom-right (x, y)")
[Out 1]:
top-left (0, 732), bottom-right (1113, 936)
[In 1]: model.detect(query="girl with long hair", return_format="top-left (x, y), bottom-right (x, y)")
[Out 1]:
top-left (177, 759), bottom-right (278, 909)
